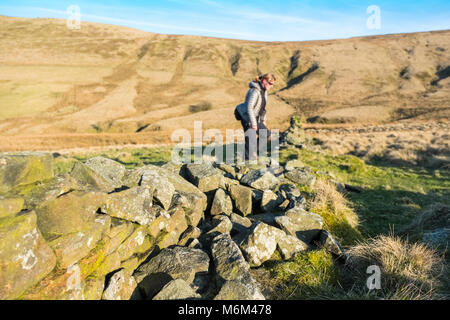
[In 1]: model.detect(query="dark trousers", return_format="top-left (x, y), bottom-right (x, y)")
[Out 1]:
top-left (241, 120), bottom-right (271, 161)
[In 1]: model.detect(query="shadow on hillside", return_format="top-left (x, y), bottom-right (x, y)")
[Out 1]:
top-left (280, 63), bottom-right (319, 91)
top-left (347, 187), bottom-right (450, 237)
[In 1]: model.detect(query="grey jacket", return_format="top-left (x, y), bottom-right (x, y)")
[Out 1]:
top-left (237, 81), bottom-right (267, 127)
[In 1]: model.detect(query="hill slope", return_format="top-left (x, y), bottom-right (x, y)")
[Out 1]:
top-left (0, 15), bottom-right (449, 143)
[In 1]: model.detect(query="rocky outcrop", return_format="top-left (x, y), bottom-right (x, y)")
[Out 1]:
top-left (0, 150), bottom-right (347, 300)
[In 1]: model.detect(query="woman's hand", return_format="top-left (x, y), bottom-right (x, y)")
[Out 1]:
top-left (252, 125), bottom-right (257, 131)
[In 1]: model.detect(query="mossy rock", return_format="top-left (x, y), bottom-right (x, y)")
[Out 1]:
top-left (117, 225), bottom-right (154, 262)
top-left (229, 184), bottom-right (253, 216)
top-left (34, 191), bottom-right (107, 240)
top-left (0, 211), bottom-right (57, 299)
top-left (0, 152), bottom-right (54, 194)
top-left (47, 214), bottom-right (111, 269)
top-left (10, 174), bottom-right (79, 209)
top-left (0, 197), bottom-right (24, 218)
top-left (84, 156), bottom-right (127, 189)
top-left (21, 265), bottom-right (86, 300)
top-left (70, 161), bottom-right (117, 193)
top-left (101, 186), bottom-right (155, 226)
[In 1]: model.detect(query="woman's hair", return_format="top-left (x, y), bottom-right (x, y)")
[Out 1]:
top-left (255, 73), bottom-right (276, 84)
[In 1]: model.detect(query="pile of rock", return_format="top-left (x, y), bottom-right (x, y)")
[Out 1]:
top-left (279, 116), bottom-right (311, 149)
top-left (0, 151), bottom-right (345, 300)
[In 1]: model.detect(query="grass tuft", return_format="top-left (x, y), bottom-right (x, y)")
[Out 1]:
top-left (309, 177), bottom-right (363, 245)
top-left (344, 234), bottom-right (447, 299)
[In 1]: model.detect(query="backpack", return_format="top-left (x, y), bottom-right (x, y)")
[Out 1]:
top-left (234, 103), bottom-right (245, 121)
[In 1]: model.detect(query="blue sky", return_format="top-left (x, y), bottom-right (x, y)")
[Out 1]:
top-left (1, 0), bottom-right (449, 41)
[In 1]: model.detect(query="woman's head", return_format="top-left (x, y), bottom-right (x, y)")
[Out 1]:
top-left (255, 73), bottom-right (276, 91)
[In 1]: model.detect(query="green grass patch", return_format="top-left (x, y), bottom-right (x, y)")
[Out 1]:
top-left (267, 249), bottom-right (347, 299)
top-left (280, 147), bottom-right (450, 237)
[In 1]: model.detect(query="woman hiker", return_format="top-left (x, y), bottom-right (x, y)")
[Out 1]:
top-left (235, 73), bottom-right (276, 162)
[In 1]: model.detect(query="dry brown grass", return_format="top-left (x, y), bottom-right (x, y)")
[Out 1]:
top-left (308, 121), bottom-right (450, 169)
top-left (345, 235), bottom-right (446, 299)
top-left (0, 131), bottom-right (173, 152)
top-left (309, 177), bottom-right (362, 245)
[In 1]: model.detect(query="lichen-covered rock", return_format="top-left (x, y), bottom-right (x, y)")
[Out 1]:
top-left (101, 186), bottom-right (155, 226)
top-left (76, 239), bottom-right (112, 280)
top-left (214, 274), bottom-right (265, 300)
top-left (48, 214), bottom-right (111, 269)
top-left (281, 118), bottom-right (308, 148)
top-left (0, 152), bottom-right (54, 193)
top-left (120, 256), bottom-right (140, 274)
top-left (70, 161), bottom-right (117, 193)
top-left (0, 211), bottom-right (56, 299)
top-left (275, 232), bottom-right (308, 260)
top-left (90, 251), bottom-right (121, 278)
top-left (161, 161), bottom-right (185, 176)
top-left (247, 212), bottom-right (284, 227)
top-left (83, 276), bottom-right (105, 300)
top-left (147, 205), bottom-right (171, 238)
top-left (22, 264), bottom-right (87, 300)
top-left (185, 162), bottom-right (223, 193)
top-left (140, 168), bottom-right (175, 210)
top-left (104, 218), bottom-right (135, 256)
top-left (134, 246), bottom-right (210, 285)
top-left (34, 191), bottom-right (107, 239)
top-left (124, 164), bottom-right (207, 211)
top-left (157, 206), bottom-right (188, 248)
top-left (102, 269), bottom-right (137, 300)
top-left (239, 222), bottom-right (280, 267)
top-left (166, 206), bottom-right (188, 233)
top-left (240, 169), bottom-right (279, 191)
top-left (171, 191), bottom-right (204, 227)
top-left (117, 225), bottom-right (153, 262)
top-left (211, 234), bottom-right (250, 284)
top-left (274, 207), bottom-right (324, 243)
top-left (178, 226), bottom-right (201, 246)
top-left (188, 238), bottom-right (203, 249)
top-left (228, 184), bottom-right (253, 216)
top-left (211, 215), bottom-right (233, 233)
top-left (210, 188), bottom-right (233, 216)
top-left (217, 163), bottom-right (237, 178)
top-left (203, 215), bottom-right (232, 243)
top-left (279, 183), bottom-right (301, 199)
top-left (0, 196), bottom-right (24, 218)
top-left (84, 156), bottom-right (126, 189)
top-left (153, 279), bottom-right (200, 300)
top-left (284, 159), bottom-right (305, 171)
top-left (12, 174), bottom-right (78, 209)
top-left (285, 167), bottom-right (316, 187)
top-left (230, 213), bottom-right (252, 234)
top-left (260, 190), bottom-right (283, 212)
top-left (156, 231), bottom-right (181, 249)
